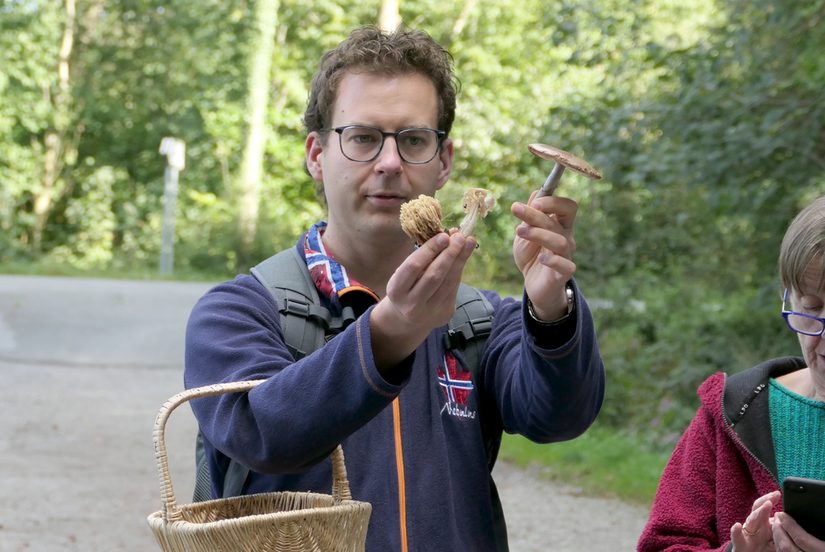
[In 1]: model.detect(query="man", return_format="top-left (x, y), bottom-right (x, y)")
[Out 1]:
top-left (185, 26), bottom-right (605, 551)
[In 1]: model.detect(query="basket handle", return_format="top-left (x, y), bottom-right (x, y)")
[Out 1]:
top-left (153, 379), bottom-right (353, 521)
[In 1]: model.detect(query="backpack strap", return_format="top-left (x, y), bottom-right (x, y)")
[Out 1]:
top-left (192, 431), bottom-right (212, 502)
top-left (444, 283), bottom-right (494, 374)
top-left (446, 284), bottom-right (500, 467)
top-left (195, 247), bottom-right (348, 501)
top-left (445, 284), bottom-right (506, 551)
top-left (251, 247), bottom-right (355, 359)
top-left (193, 430), bottom-right (252, 501)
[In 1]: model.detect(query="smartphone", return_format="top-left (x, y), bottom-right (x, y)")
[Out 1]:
top-left (782, 476), bottom-right (825, 540)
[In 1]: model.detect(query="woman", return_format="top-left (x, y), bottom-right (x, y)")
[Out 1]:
top-left (638, 196), bottom-right (825, 552)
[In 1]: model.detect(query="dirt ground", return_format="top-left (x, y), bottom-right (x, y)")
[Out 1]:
top-left (0, 275), bottom-right (649, 551)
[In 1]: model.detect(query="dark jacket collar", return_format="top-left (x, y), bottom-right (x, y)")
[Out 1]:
top-left (722, 356), bottom-right (806, 479)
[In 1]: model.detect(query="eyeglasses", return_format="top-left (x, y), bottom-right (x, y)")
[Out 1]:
top-left (325, 125), bottom-right (446, 164)
top-left (781, 288), bottom-right (825, 337)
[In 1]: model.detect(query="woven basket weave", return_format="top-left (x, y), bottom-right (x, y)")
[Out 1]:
top-left (147, 380), bottom-right (372, 552)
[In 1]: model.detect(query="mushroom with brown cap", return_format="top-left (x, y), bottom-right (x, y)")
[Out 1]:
top-left (527, 143), bottom-right (602, 198)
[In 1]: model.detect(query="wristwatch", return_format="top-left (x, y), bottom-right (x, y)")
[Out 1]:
top-left (527, 283), bottom-right (575, 326)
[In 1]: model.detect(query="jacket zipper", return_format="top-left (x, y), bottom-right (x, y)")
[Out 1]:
top-left (720, 375), bottom-right (779, 486)
top-left (392, 397), bottom-right (409, 552)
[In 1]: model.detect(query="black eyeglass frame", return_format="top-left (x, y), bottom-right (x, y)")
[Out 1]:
top-left (324, 124), bottom-right (447, 164)
top-left (781, 288), bottom-right (825, 337)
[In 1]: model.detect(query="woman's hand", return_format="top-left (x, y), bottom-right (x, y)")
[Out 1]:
top-left (772, 511), bottom-right (825, 552)
top-left (730, 491), bottom-right (780, 551)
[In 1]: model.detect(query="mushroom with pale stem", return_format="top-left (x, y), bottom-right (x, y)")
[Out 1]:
top-left (527, 143), bottom-right (602, 198)
top-left (458, 187), bottom-right (496, 236)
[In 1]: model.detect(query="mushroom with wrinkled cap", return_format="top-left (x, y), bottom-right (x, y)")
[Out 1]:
top-left (399, 194), bottom-right (444, 246)
top-left (458, 187), bottom-right (496, 236)
top-left (527, 143), bottom-right (602, 198)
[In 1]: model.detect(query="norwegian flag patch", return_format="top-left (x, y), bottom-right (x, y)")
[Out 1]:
top-left (437, 351), bottom-right (477, 419)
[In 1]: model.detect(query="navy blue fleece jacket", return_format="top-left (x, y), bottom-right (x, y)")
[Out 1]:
top-left (184, 245), bottom-right (605, 552)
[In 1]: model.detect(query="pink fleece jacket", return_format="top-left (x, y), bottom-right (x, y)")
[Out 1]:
top-left (638, 357), bottom-right (807, 551)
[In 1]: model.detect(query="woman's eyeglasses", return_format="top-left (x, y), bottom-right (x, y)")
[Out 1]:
top-left (782, 288), bottom-right (825, 337)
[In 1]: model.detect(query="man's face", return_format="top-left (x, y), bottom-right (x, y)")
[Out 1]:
top-left (305, 71), bottom-right (453, 245)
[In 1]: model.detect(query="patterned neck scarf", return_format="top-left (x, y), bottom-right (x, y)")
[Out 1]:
top-left (303, 222), bottom-right (379, 313)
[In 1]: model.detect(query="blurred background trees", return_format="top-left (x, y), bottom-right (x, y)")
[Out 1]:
top-left (1, 0), bottom-right (823, 445)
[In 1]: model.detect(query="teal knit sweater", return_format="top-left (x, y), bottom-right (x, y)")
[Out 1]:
top-left (769, 378), bottom-right (825, 484)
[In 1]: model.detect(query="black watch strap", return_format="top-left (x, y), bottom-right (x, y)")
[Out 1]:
top-left (527, 283), bottom-right (575, 326)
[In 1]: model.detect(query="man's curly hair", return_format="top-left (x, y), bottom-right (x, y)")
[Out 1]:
top-left (304, 26), bottom-right (458, 138)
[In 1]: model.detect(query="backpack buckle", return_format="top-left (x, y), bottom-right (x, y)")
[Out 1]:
top-left (469, 316), bottom-right (493, 338)
top-left (444, 328), bottom-right (469, 349)
top-left (444, 316), bottom-right (492, 350)
top-left (281, 297), bottom-right (333, 330)
top-left (281, 296), bottom-right (311, 318)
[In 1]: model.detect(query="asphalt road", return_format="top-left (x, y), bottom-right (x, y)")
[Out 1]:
top-left (0, 275), bottom-right (649, 552)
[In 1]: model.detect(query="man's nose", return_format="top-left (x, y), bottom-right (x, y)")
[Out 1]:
top-left (374, 136), bottom-right (403, 173)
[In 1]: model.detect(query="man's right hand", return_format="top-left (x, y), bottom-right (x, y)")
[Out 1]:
top-left (369, 231), bottom-right (476, 374)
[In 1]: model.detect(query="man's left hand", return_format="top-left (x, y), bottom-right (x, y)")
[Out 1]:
top-left (511, 192), bottom-right (577, 321)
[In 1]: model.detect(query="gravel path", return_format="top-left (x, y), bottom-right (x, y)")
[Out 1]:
top-left (494, 462), bottom-right (649, 551)
top-left (0, 275), bottom-right (649, 551)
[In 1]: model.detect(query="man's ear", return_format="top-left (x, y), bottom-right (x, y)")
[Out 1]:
top-left (434, 138), bottom-right (454, 191)
top-left (305, 132), bottom-right (325, 181)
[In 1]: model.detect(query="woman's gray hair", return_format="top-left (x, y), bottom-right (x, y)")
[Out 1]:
top-left (779, 195), bottom-right (825, 294)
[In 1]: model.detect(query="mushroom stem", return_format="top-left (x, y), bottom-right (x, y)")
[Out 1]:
top-left (457, 187), bottom-right (496, 237)
top-left (536, 163), bottom-right (566, 198)
top-left (459, 203), bottom-right (481, 236)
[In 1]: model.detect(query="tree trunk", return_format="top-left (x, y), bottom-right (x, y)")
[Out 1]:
top-left (236, 0), bottom-right (280, 267)
top-left (452, 0), bottom-right (477, 38)
top-left (379, 0), bottom-right (401, 32)
top-left (33, 0), bottom-right (75, 252)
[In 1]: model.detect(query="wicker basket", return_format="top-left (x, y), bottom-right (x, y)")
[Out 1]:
top-left (147, 380), bottom-right (372, 552)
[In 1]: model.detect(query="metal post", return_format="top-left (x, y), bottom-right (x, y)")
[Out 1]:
top-left (158, 137), bottom-right (185, 275)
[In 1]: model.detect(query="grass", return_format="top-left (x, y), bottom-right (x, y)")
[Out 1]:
top-left (0, 259), bottom-right (223, 283)
top-left (497, 420), bottom-right (672, 506)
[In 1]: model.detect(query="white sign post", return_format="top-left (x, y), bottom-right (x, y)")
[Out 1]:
top-left (158, 137), bottom-right (185, 275)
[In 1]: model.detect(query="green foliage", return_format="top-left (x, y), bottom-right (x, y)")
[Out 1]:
top-left (590, 272), bottom-right (799, 443)
top-left (499, 421), bottom-right (671, 504)
top-left (561, 0), bottom-right (824, 440)
top-left (0, 0), bottom-right (60, 258)
top-left (46, 165), bottom-right (121, 270)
